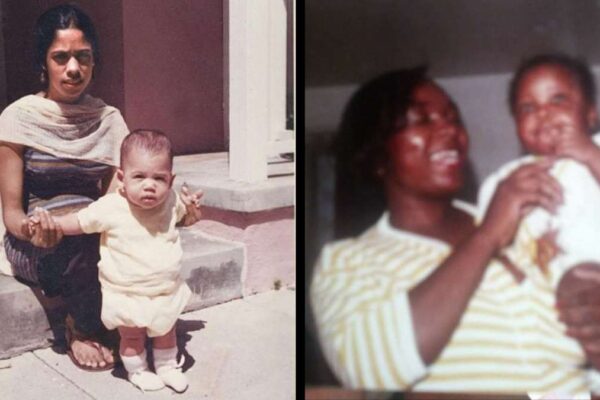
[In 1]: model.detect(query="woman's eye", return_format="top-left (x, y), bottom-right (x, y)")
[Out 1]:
top-left (52, 52), bottom-right (69, 64)
top-left (75, 51), bottom-right (92, 65)
top-left (408, 113), bottom-right (428, 125)
top-left (517, 103), bottom-right (535, 116)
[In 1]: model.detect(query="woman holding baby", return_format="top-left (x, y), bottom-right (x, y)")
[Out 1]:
top-left (310, 58), bottom-right (600, 397)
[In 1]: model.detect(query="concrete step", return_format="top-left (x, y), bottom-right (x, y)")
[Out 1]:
top-left (0, 226), bottom-right (245, 359)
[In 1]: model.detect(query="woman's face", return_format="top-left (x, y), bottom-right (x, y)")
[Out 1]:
top-left (383, 81), bottom-right (469, 197)
top-left (45, 28), bottom-right (94, 104)
top-left (513, 64), bottom-right (596, 155)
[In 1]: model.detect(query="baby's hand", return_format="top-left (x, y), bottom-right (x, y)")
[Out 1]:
top-left (553, 121), bottom-right (598, 165)
top-left (179, 182), bottom-right (203, 226)
top-left (25, 207), bottom-right (46, 237)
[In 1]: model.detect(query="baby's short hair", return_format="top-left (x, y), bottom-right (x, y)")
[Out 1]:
top-left (120, 129), bottom-right (174, 169)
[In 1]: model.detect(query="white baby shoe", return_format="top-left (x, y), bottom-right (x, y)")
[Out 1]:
top-left (154, 347), bottom-right (188, 393)
top-left (156, 363), bottom-right (188, 393)
top-left (129, 369), bottom-right (165, 392)
top-left (121, 350), bottom-right (165, 392)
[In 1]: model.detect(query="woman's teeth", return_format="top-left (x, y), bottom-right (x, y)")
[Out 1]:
top-left (430, 149), bottom-right (459, 163)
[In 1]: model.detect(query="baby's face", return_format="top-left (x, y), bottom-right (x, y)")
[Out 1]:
top-left (119, 149), bottom-right (173, 210)
top-left (513, 64), bottom-right (596, 156)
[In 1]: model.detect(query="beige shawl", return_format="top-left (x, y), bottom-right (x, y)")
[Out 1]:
top-left (0, 94), bottom-right (129, 166)
top-left (0, 94), bottom-right (129, 276)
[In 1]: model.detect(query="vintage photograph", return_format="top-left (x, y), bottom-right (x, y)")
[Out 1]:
top-left (0, 1), bottom-right (295, 399)
top-left (306, 1), bottom-right (600, 399)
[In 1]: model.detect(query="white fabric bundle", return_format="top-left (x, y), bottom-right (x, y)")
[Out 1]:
top-left (478, 136), bottom-right (600, 287)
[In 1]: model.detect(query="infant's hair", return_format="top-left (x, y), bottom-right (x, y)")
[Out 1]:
top-left (120, 129), bottom-right (174, 168)
top-left (509, 53), bottom-right (597, 114)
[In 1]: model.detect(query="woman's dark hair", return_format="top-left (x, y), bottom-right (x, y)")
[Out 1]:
top-left (333, 66), bottom-right (429, 238)
top-left (34, 4), bottom-right (100, 82)
top-left (334, 66), bottom-right (429, 183)
top-left (508, 53), bottom-right (597, 114)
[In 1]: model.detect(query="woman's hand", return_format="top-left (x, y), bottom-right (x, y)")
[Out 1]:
top-left (27, 207), bottom-right (63, 248)
top-left (556, 264), bottom-right (600, 370)
top-left (478, 158), bottom-right (563, 250)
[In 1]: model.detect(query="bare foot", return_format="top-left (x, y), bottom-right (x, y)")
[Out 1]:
top-left (71, 339), bottom-right (114, 369)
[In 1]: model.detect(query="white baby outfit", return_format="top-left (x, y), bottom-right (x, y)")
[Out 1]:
top-left (77, 189), bottom-right (192, 337)
top-left (478, 135), bottom-right (600, 288)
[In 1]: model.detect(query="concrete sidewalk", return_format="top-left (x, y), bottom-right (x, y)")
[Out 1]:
top-left (0, 289), bottom-right (296, 400)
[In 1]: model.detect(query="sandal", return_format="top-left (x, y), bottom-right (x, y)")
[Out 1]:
top-left (65, 314), bottom-right (119, 371)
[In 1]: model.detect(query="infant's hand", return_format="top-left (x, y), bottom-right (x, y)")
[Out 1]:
top-left (27, 207), bottom-right (63, 248)
top-left (27, 214), bottom-right (41, 237)
top-left (179, 182), bottom-right (203, 226)
top-left (553, 121), bottom-right (598, 165)
top-left (22, 207), bottom-right (46, 238)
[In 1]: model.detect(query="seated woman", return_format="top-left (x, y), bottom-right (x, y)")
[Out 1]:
top-left (0, 5), bottom-right (128, 371)
top-left (310, 66), bottom-right (600, 397)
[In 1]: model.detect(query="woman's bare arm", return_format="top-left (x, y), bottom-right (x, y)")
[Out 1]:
top-left (0, 142), bottom-right (30, 241)
top-left (409, 159), bottom-right (563, 365)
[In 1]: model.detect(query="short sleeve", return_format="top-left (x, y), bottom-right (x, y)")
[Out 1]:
top-left (77, 194), bottom-right (114, 234)
top-left (310, 242), bottom-right (428, 390)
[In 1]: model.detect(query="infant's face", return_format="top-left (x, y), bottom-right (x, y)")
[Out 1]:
top-left (120, 150), bottom-right (173, 210)
top-left (513, 64), bottom-right (595, 155)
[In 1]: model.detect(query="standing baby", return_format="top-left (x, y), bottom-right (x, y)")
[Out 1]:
top-left (31, 129), bottom-right (203, 393)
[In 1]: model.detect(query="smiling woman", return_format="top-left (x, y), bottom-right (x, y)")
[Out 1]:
top-left (309, 67), bottom-right (597, 396)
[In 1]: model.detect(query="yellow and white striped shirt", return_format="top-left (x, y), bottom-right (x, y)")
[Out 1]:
top-left (310, 206), bottom-right (592, 398)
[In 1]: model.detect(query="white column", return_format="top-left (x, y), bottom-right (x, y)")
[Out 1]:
top-left (227, 0), bottom-right (267, 183)
top-left (228, 0), bottom-right (289, 182)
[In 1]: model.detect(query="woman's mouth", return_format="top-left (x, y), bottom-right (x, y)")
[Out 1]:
top-left (63, 80), bottom-right (83, 88)
top-left (430, 149), bottom-right (461, 166)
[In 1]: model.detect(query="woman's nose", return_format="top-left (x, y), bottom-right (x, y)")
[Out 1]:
top-left (437, 119), bottom-right (459, 137)
top-left (65, 57), bottom-right (81, 75)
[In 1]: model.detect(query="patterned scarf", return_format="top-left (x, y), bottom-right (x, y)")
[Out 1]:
top-left (0, 94), bottom-right (129, 166)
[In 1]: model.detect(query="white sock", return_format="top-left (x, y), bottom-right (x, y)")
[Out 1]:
top-left (153, 347), bottom-right (178, 369)
top-left (121, 350), bottom-right (148, 374)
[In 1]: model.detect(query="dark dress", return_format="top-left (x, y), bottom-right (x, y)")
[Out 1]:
top-left (4, 148), bottom-right (113, 335)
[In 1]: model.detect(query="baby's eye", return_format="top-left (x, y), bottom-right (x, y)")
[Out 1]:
top-left (550, 94), bottom-right (568, 105)
top-left (133, 174), bottom-right (144, 179)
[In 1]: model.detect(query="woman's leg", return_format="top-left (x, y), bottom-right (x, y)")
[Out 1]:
top-left (50, 234), bottom-right (114, 368)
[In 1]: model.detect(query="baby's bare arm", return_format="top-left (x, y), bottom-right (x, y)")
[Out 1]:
top-left (30, 208), bottom-right (83, 236)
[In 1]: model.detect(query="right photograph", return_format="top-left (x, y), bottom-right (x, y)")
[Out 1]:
top-left (306, 1), bottom-right (600, 399)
